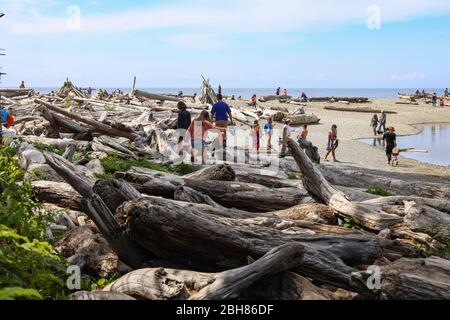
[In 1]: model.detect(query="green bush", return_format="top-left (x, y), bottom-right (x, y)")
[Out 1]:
top-left (32, 142), bottom-right (64, 156)
top-left (0, 146), bottom-right (50, 239)
top-left (288, 173), bottom-right (298, 180)
top-left (0, 145), bottom-right (68, 300)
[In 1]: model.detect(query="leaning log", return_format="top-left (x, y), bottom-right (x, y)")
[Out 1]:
top-left (286, 139), bottom-right (403, 231)
top-left (34, 99), bottom-right (139, 141)
top-left (43, 152), bottom-right (150, 268)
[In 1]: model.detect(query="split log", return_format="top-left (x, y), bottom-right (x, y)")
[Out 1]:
top-left (298, 139), bottom-right (321, 164)
top-left (351, 256), bottom-right (450, 300)
top-left (35, 99), bottom-right (139, 141)
top-left (286, 139), bottom-right (403, 231)
top-left (116, 167), bottom-right (308, 211)
top-left (174, 187), bottom-right (223, 208)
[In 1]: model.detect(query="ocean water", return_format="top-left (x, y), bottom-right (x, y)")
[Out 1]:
top-left (31, 87), bottom-right (446, 99)
top-left (360, 123), bottom-right (450, 166)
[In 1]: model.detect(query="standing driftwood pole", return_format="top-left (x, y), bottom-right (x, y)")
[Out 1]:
top-left (132, 76), bottom-right (137, 95)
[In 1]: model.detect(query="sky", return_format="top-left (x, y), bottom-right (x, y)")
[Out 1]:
top-left (0, 0), bottom-right (450, 88)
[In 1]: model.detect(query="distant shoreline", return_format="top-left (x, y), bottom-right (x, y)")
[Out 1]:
top-left (22, 87), bottom-right (448, 99)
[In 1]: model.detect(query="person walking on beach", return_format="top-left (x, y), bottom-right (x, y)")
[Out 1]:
top-left (19, 81), bottom-right (25, 89)
top-left (383, 127), bottom-right (397, 166)
top-left (251, 94), bottom-right (257, 108)
top-left (378, 111), bottom-right (387, 134)
top-left (188, 110), bottom-right (225, 164)
top-left (251, 120), bottom-right (261, 155)
top-left (445, 88), bottom-right (449, 97)
top-left (276, 87), bottom-right (281, 96)
top-left (218, 85), bottom-right (222, 95)
top-left (176, 101), bottom-right (192, 155)
top-left (283, 89), bottom-right (288, 97)
top-left (279, 119), bottom-right (293, 158)
top-left (370, 114), bottom-right (379, 136)
top-left (301, 92), bottom-right (308, 102)
top-left (212, 94), bottom-right (233, 129)
top-left (324, 124), bottom-right (338, 162)
top-left (432, 93), bottom-right (437, 107)
top-left (264, 117), bottom-right (274, 151)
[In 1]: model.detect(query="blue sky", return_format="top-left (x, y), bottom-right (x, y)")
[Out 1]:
top-left (0, 0), bottom-right (450, 88)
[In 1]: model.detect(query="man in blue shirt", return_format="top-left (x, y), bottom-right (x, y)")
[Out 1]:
top-left (211, 94), bottom-right (234, 129)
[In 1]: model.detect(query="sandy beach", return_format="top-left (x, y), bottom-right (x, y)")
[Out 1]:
top-left (229, 98), bottom-right (450, 178)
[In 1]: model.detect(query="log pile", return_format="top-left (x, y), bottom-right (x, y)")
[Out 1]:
top-left (57, 79), bottom-right (87, 98)
top-left (2, 80), bottom-right (449, 301)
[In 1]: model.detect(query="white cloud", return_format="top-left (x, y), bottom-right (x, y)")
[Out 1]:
top-left (390, 72), bottom-right (426, 81)
top-left (3, 0), bottom-right (450, 36)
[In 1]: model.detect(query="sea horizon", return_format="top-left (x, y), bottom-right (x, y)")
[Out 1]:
top-left (25, 87), bottom-right (448, 99)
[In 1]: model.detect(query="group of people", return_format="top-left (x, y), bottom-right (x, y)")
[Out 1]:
top-left (176, 94), bottom-right (233, 164)
top-left (370, 111), bottom-right (387, 136)
top-left (431, 93), bottom-right (446, 108)
top-left (0, 105), bottom-right (15, 144)
top-left (276, 87), bottom-right (289, 97)
top-left (370, 112), bottom-right (400, 165)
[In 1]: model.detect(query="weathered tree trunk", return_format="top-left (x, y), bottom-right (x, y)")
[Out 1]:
top-left (287, 139), bottom-right (403, 231)
top-left (116, 167), bottom-right (308, 211)
top-left (184, 164), bottom-right (236, 181)
top-left (32, 181), bottom-right (82, 211)
top-left (134, 89), bottom-right (181, 102)
top-left (43, 152), bottom-right (150, 268)
top-left (351, 256), bottom-right (450, 300)
top-left (320, 164), bottom-right (450, 200)
top-left (116, 197), bottom-right (382, 292)
top-left (35, 99), bottom-right (139, 141)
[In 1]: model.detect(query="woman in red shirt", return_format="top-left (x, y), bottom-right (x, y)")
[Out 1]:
top-left (188, 111), bottom-right (225, 164)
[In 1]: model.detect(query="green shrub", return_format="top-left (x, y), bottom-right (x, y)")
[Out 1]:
top-left (271, 182), bottom-right (283, 189)
top-left (288, 173), bottom-right (298, 180)
top-left (0, 146), bottom-right (50, 239)
top-left (33, 142), bottom-right (64, 156)
top-left (0, 225), bottom-right (67, 300)
top-left (0, 145), bottom-right (68, 300)
top-left (366, 186), bottom-right (393, 197)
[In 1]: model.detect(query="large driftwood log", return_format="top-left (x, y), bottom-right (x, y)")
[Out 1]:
top-left (184, 164), bottom-right (236, 181)
top-left (190, 243), bottom-right (306, 300)
top-left (134, 89), bottom-right (181, 102)
top-left (35, 99), bottom-right (139, 141)
top-left (116, 197), bottom-right (382, 291)
top-left (320, 165), bottom-right (450, 200)
top-left (116, 167), bottom-right (308, 211)
top-left (351, 256), bottom-right (450, 300)
top-left (43, 152), bottom-right (149, 268)
top-left (287, 139), bottom-right (403, 232)
top-left (32, 181), bottom-right (82, 211)
top-left (102, 244), bottom-right (341, 300)
top-left (55, 226), bottom-right (121, 278)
